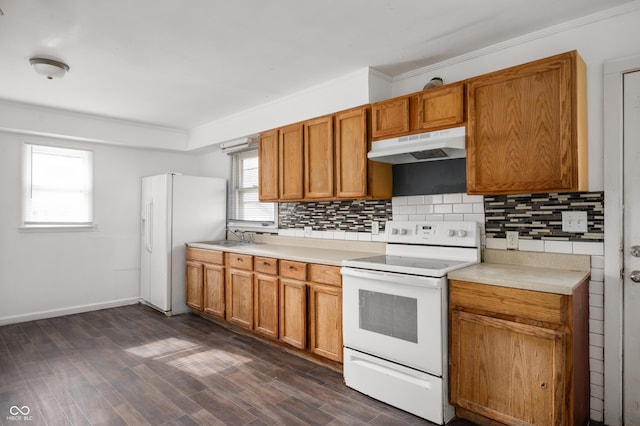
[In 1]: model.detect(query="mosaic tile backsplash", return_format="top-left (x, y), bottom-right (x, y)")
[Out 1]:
top-left (278, 200), bottom-right (392, 233)
top-left (484, 192), bottom-right (604, 241)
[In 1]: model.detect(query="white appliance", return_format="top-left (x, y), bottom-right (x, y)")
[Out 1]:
top-left (341, 221), bottom-right (480, 424)
top-left (367, 126), bottom-right (466, 164)
top-left (140, 174), bottom-right (226, 315)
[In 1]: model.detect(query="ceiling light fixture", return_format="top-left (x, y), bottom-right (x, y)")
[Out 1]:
top-left (29, 57), bottom-right (70, 79)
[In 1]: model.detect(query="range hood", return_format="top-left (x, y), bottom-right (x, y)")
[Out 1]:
top-left (367, 126), bottom-right (466, 164)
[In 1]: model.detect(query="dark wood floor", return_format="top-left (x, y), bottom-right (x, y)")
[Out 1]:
top-left (0, 304), bottom-right (477, 425)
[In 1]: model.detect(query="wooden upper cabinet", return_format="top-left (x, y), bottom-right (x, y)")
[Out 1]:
top-left (417, 82), bottom-right (464, 131)
top-left (258, 129), bottom-right (279, 201)
top-left (465, 50), bottom-right (588, 195)
top-left (335, 106), bottom-right (368, 198)
top-left (371, 97), bottom-right (410, 139)
top-left (304, 115), bottom-right (334, 199)
top-left (279, 123), bottom-right (304, 200)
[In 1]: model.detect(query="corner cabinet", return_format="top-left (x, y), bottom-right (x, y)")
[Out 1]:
top-left (449, 279), bottom-right (589, 426)
top-left (465, 50), bottom-right (588, 195)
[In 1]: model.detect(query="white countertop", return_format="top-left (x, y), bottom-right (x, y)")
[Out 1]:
top-left (186, 241), bottom-right (377, 266)
top-left (448, 261), bottom-right (590, 295)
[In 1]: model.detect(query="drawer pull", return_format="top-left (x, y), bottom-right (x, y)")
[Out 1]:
top-left (289, 265), bottom-right (295, 269)
top-left (237, 257), bottom-right (242, 262)
top-left (263, 261), bottom-right (269, 265)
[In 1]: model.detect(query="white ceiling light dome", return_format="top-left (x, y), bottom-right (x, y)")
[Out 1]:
top-left (29, 57), bottom-right (70, 79)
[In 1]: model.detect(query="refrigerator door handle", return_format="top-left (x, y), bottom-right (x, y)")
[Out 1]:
top-left (145, 201), bottom-right (153, 253)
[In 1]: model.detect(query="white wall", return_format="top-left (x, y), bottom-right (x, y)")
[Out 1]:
top-left (388, 5), bottom-right (640, 192)
top-left (0, 132), bottom-right (201, 324)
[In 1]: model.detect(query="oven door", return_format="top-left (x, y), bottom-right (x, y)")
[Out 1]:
top-left (341, 266), bottom-right (446, 375)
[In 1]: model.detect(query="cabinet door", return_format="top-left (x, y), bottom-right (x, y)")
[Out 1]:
top-left (226, 268), bottom-right (254, 329)
top-left (466, 51), bottom-right (586, 194)
top-left (254, 273), bottom-right (279, 339)
top-left (335, 107), bottom-right (368, 198)
top-left (279, 278), bottom-right (307, 349)
top-left (371, 97), bottom-right (410, 139)
top-left (258, 129), bottom-right (279, 201)
top-left (417, 82), bottom-right (464, 131)
top-left (279, 123), bottom-right (304, 200)
top-left (203, 264), bottom-right (225, 318)
top-left (304, 115), bottom-right (334, 199)
top-left (308, 283), bottom-right (342, 362)
top-left (185, 261), bottom-right (204, 311)
top-left (450, 310), bottom-right (565, 425)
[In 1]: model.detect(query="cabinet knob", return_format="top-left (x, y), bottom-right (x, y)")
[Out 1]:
top-left (540, 382), bottom-right (547, 388)
top-left (237, 257), bottom-right (242, 262)
top-left (263, 261), bottom-right (269, 265)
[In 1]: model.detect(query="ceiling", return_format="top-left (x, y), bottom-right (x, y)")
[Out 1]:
top-left (0, 0), bottom-right (635, 130)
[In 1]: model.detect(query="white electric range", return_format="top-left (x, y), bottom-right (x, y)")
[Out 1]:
top-left (341, 220), bottom-right (480, 424)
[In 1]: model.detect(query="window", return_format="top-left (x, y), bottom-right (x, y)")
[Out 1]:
top-left (22, 143), bottom-right (94, 228)
top-left (228, 149), bottom-right (277, 232)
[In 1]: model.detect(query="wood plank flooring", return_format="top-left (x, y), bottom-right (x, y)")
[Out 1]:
top-left (0, 304), bottom-right (475, 425)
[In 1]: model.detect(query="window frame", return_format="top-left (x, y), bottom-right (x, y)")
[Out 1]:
top-left (20, 142), bottom-right (95, 231)
top-left (227, 148), bottom-right (278, 233)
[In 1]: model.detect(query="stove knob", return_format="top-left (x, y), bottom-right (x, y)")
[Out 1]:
top-left (457, 230), bottom-right (467, 237)
top-left (448, 229), bottom-right (455, 237)
top-left (392, 228), bottom-right (399, 235)
top-left (400, 228), bottom-right (408, 235)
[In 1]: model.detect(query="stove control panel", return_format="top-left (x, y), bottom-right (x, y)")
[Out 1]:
top-left (386, 221), bottom-right (479, 247)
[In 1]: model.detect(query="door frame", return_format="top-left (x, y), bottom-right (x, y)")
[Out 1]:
top-left (603, 53), bottom-right (640, 426)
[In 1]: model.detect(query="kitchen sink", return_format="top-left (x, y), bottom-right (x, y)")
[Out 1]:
top-left (195, 240), bottom-right (262, 247)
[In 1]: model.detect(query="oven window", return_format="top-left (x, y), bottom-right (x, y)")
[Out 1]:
top-left (358, 290), bottom-right (418, 343)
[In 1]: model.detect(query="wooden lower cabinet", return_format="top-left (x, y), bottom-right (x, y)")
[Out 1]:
top-left (279, 278), bottom-right (307, 350)
top-left (449, 279), bottom-right (589, 426)
top-left (186, 247), bottom-right (225, 313)
top-left (187, 248), bottom-right (344, 364)
top-left (185, 261), bottom-right (204, 311)
top-left (203, 264), bottom-right (225, 318)
top-left (226, 253), bottom-right (254, 330)
top-left (254, 256), bottom-right (279, 339)
top-left (308, 264), bottom-right (342, 362)
top-left (309, 283), bottom-right (342, 362)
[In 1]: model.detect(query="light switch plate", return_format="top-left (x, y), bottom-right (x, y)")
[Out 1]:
top-left (562, 211), bottom-right (588, 233)
top-left (506, 231), bottom-right (519, 250)
top-left (304, 226), bottom-right (312, 237)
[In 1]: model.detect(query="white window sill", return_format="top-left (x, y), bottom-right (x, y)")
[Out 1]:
top-left (19, 224), bottom-right (97, 232)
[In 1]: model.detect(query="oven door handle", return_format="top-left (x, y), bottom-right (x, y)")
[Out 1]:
top-left (340, 267), bottom-right (442, 288)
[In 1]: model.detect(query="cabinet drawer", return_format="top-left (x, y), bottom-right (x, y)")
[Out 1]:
top-left (254, 256), bottom-right (278, 275)
top-left (308, 264), bottom-right (341, 287)
top-left (280, 260), bottom-right (307, 280)
top-left (186, 247), bottom-right (223, 265)
top-left (228, 253), bottom-right (253, 270)
top-left (450, 280), bottom-right (566, 325)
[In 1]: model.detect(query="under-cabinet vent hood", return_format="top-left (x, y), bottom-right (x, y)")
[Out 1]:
top-left (368, 126), bottom-right (466, 164)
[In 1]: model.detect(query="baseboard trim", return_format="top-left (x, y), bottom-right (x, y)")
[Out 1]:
top-left (0, 298), bottom-right (140, 326)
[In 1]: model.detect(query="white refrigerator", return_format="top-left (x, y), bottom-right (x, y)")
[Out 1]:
top-left (140, 174), bottom-right (226, 315)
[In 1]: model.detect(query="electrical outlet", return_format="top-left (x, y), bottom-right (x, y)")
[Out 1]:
top-left (304, 226), bottom-right (312, 237)
top-left (506, 231), bottom-right (519, 250)
top-left (371, 221), bottom-right (379, 235)
top-left (562, 211), bottom-right (588, 233)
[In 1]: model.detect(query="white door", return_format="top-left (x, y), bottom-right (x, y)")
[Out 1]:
top-left (624, 69), bottom-right (640, 422)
